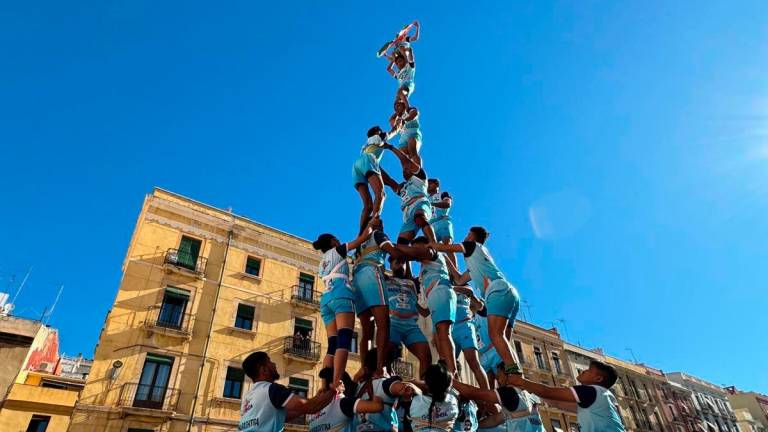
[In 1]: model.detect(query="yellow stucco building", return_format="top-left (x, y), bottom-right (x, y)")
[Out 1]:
top-left (512, 321), bottom-right (578, 431)
top-left (69, 188), bottom-right (411, 432)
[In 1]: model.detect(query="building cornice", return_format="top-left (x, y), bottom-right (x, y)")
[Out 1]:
top-left (145, 196), bottom-right (319, 273)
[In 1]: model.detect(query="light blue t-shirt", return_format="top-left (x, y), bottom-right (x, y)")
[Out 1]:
top-left (410, 389), bottom-right (460, 431)
top-left (462, 242), bottom-right (505, 295)
top-left (455, 292), bottom-right (472, 323)
top-left (429, 191), bottom-right (450, 219)
top-left (360, 138), bottom-right (386, 161)
top-left (319, 244), bottom-right (350, 293)
top-left (387, 277), bottom-right (420, 319)
top-left (419, 252), bottom-right (451, 294)
top-left (308, 394), bottom-right (358, 432)
top-left (399, 170), bottom-right (429, 210)
top-left (573, 385), bottom-right (626, 432)
top-left (239, 381), bottom-right (294, 432)
top-left (397, 64), bottom-right (415, 84)
top-left (353, 377), bottom-right (401, 431)
top-left (354, 236), bottom-right (386, 269)
top-left (472, 314), bottom-right (492, 353)
top-left (452, 400), bottom-right (478, 431)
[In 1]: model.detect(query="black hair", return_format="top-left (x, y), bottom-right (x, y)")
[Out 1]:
top-left (312, 233), bottom-right (336, 253)
top-left (590, 360), bottom-right (618, 388)
top-left (424, 362), bottom-right (451, 428)
top-left (367, 125), bottom-right (383, 138)
top-left (319, 367), bottom-right (356, 396)
top-left (428, 178), bottom-right (440, 185)
top-left (242, 351), bottom-right (269, 381)
top-left (411, 236), bottom-right (429, 245)
top-left (469, 226), bottom-right (489, 244)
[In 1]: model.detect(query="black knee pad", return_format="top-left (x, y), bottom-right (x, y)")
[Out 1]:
top-left (337, 328), bottom-right (354, 351)
top-left (327, 336), bottom-right (338, 355)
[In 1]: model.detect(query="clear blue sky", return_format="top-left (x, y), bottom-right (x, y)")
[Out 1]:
top-left (2, 2), bottom-right (766, 393)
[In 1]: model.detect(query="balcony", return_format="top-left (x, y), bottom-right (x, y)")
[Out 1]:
top-left (143, 306), bottom-right (193, 339)
top-left (290, 285), bottom-right (321, 311)
top-left (117, 382), bottom-right (179, 417)
top-left (283, 336), bottom-right (321, 363)
top-left (163, 248), bottom-right (207, 277)
top-left (392, 359), bottom-right (414, 379)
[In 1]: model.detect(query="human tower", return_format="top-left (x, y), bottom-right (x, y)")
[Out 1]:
top-left (238, 22), bottom-right (627, 432)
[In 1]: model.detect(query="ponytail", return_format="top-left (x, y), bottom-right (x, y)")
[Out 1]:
top-left (424, 362), bottom-right (451, 428)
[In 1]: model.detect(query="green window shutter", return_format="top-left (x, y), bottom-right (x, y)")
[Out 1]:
top-left (145, 353), bottom-right (174, 365)
top-left (288, 377), bottom-right (309, 390)
top-left (165, 287), bottom-right (190, 297)
top-left (294, 318), bottom-right (313, 330)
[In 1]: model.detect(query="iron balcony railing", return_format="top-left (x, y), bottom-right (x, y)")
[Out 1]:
top-left (164, 248), bottom-right (207, 274)
top-left (146, 305), bottom-right (193, 334)
top-left (291, 285), bottom-right (321, 307)
top-left (392, 359), bottom-right (414, 379)
top-left (283, 336), bottom-right (321, 362)
top-left (118, 382), bottom-right (180, 411)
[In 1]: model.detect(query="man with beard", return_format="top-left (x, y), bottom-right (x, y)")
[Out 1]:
top-left (239, 352), bottom-right (335, 431)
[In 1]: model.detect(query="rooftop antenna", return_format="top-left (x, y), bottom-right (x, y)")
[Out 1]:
top-left (44, 284), bottom-right (64, 325)
top-left (10, 266), bottom-right (33, 306)
top-left (555, 318), bottom-right (570, 341)
top-left (625, 347), bottom-right (639, 364)
top-left (522, 300), bottom-right (533, 322)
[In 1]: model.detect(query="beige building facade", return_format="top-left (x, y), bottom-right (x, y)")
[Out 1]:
top-left (604, 356), bottom-right (668, 432)
top-left (513, 321), bottom-right (577, 431)
top-left (68, 188), bottom-right (423, 432)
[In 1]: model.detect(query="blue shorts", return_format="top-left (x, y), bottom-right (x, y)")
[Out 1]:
top-left (453, 319), bottom-right (479, 353)
top-left (320, 287), bottom-right (355, 325)
top-left (431, 218), bottom-right (453, 241)
top-left (398, 128), bottom-right (422, 150)
top-left (390, 318), bottom-right (428, 346)
top-left (399, 199), bottom-right (432, 235)
top-left (427, 284), bottom-right (456, 330)
top-left (352, 265), bottom-right (386, 315)
top-left (485, 279), bottom-right (520, 322)
top-left (399, 80), bottom-right (415, 96)
top-left (352, 153), bottom-right (381, 187)
top-left (480, 348), bottom-right (503, 374)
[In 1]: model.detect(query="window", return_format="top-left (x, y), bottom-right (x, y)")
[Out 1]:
top-left (135, 354), bottom-right (174, 409)
top-left (127, 429), bottom-right (155, 432)
top-left (288, 377), bottom-right (310, 398)
top-left (245, 256), bottom-right (262, 277)
top-left (292, 318), bottom-right (313, 352)
top-left (514, 340), bottom-right (525, 363)
top-left (551, 419), bottom-right (563, 431)
top-left (552, 352), bottom-right (563, 375)
top-left (350, 332), bottom-right (359, 354)
top-left (157, 287), bottom-right (190, 329)
top-left (653, 411), bottom-right (664, 430)
top-left (224, 367), bottom-right (245, 399)
top-left (177, 235), bottom-right (202, 270)
top-left (235, 303), bottom-right (255, 330)
top-left (568, 423), bottom-right (580, 432)
top-left (26, 416), bottom-right (50, 432)
top-left (534, 346), bottom-right (546, 369)
top-left (298, 273), bottom-right (315, 299)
